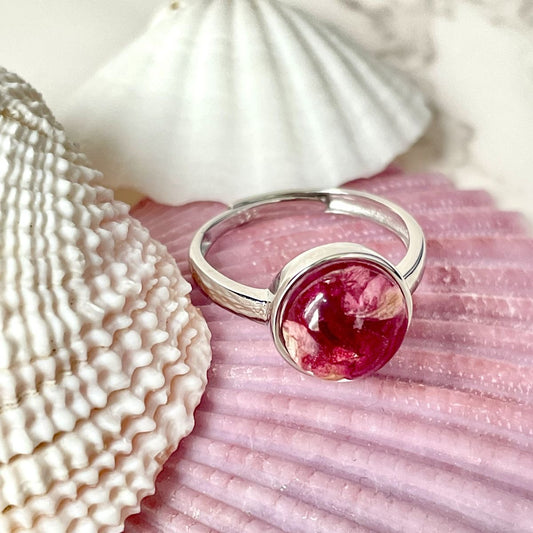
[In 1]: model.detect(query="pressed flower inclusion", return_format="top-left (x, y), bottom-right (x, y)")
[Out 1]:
top-left (280, 260), bottom-right (409, 380)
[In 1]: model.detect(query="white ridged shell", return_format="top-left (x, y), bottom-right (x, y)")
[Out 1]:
top-left (0, 67), bottom-right (211, 532)
top-left (64, 0), bottom-right (430, 205)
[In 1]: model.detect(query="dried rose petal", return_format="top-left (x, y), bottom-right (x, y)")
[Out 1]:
top-left (281, 260), bottom-right (408, 379)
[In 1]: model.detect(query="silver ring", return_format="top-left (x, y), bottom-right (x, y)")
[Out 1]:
top-left (189, 188), bottom-right (426, 381)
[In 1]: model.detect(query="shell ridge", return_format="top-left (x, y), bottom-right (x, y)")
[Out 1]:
top-left (157, 5), bottom-right (203, 179)
top-left (176, 436), bottom-right (482, 533)
top-left (193, 0), bottom-right (234, 172)
top-left (185, 0), bottom-right (245, 181)
top-left (32, 162), bottom-right (82, 371)
top-left (133, 491), bottom-right (216, 533)
top-left (0, 69), bottom-right (65, 143)
top-left (0, 126), bottom-right (97, 186)
top-left (164, 456), bottom-right (369, 533)
top-left (89, 309), bottom-right (211, 531)
top-left (321, 26), bottom-right (433, 157)
top-left (149, 459), bottom-right (291, 533)
top-left (228, 0), bottom-right (257, 180)
top-left (423, 264), bottom-right (533, 297)
top-left (0, 364), bottom-right (88, 415)
top-left (308, 19), bottom-right (428, 159)
top-left (143, 0), bottom-right (221, 186)
top-left (426, 236), bottom-right (533, 266)
top-left (344, 171), bottom-right (454, 195)
top-left (202, 385), bottom-right (533, 496)
top-left (278, 2), bottom-right (379, 173)
top-left (320, 27), bottom-right (430, 128)
top-left (387, 348), bottom-right (533, 407)
top-left (152, 0), bottom-right (213, 179)
top-left (209, 361), bottom-right (533, 447)
top-left (407, 318), bottom-right (533, 365)
top-left (193, 410), bottom-right (533, 532)
top-left (414, 291), bottom-right (533, 329)
top-left (0, 132), bottom-right (44, 370)
top-left (259, 0), bottom-right (356, 183)
top-left (247, 0), bottom-right (304, 183)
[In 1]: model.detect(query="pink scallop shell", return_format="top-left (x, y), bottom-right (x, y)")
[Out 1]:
top-left (129, 170), bottom-right (533, 532)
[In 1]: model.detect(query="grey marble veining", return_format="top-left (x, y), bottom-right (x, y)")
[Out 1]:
top-left (286, 0), bottom-right (533, 223)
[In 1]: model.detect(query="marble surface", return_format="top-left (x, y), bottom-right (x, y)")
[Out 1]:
top-left (0, 0), bottom-right (532, 222)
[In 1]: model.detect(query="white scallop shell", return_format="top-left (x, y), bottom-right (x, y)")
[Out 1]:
top-left (0, 67), bottom-right (211, 532)
top-left (64, 0), bottom-right (430, 205)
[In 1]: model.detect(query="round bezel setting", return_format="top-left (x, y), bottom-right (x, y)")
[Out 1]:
top-left (270, 244), bottom-right (413, 381)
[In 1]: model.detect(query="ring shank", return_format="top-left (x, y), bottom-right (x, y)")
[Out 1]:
top-left (189, 189), bottom-right (426, 321)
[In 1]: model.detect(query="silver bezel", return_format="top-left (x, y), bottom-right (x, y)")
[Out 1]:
top-left (269, 242), bottom-right (413, 378)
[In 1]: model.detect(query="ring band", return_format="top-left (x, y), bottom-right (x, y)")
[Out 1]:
top-left (189, 189), bottom-right (426, 381)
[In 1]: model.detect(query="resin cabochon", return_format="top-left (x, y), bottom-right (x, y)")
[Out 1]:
top-left (276, 258), bottom-right (410, 380)
top-left (127, 170), bottom-right (533, 532)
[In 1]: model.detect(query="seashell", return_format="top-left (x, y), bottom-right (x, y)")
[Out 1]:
top-left (0, 67), bottom-right (211, 532)
top-left (63, 0), bottom-right (430, 205)
top-left (128, 169), bottom-right (533, 531)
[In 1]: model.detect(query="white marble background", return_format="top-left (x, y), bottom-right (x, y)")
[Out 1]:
top-left (0, 0), bottom-right (532, 221)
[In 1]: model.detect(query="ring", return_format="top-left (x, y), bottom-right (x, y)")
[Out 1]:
top-left (189, 189), bottom-right (426, 381)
